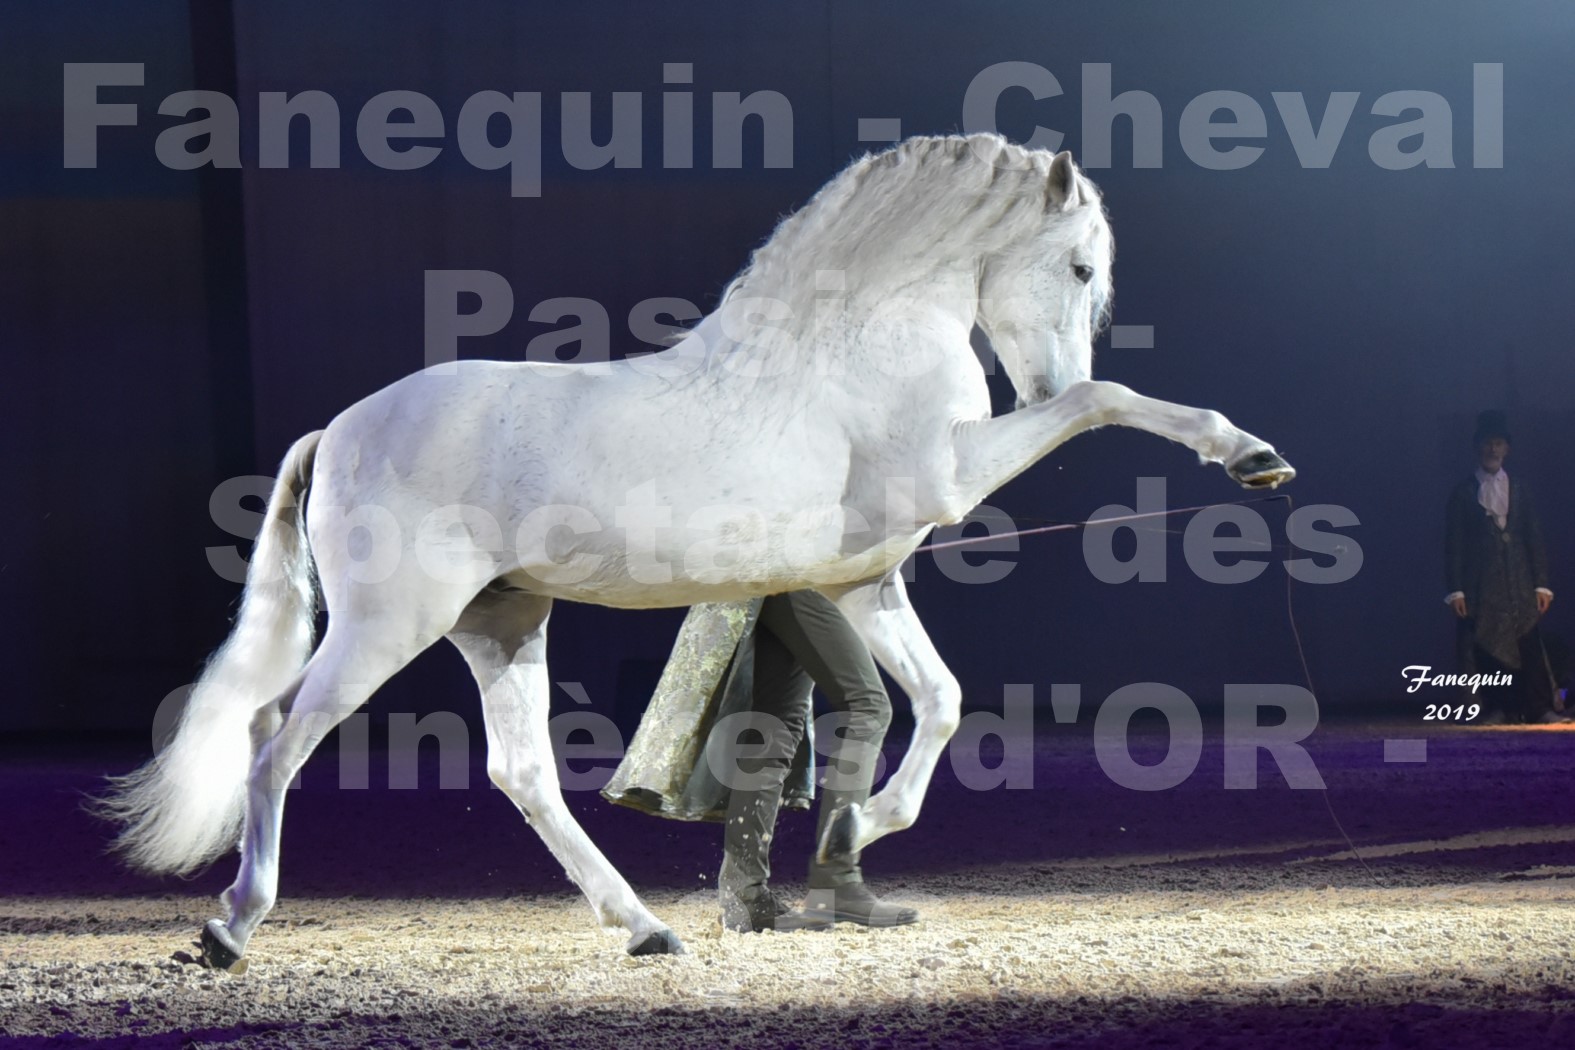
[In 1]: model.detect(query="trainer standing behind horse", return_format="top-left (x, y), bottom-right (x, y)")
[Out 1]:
top-left (604, 592), bottom-right (918, 932)
top-left (1445, 410), bottom-right (1560, 723)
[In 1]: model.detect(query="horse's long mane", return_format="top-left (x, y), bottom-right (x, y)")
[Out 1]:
top-left (718, 133), bottom-right (1104, 333)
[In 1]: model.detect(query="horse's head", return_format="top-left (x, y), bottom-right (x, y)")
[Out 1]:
top-left (976, 150), bottom-right (1112, 409)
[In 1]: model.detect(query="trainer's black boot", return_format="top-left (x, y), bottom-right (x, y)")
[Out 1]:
top-left (720, 884), bottom-right (790, 933)
top-left (777, 882), bottom-right (919, 929)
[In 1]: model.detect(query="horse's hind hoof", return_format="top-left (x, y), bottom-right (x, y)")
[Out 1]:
top-left (817, 803), bottom-right (861, 866)
top-left (1228, 449), bottom-right (1295, 490)
top-left (627, 928), bottom-right (685, 956)
top-left (199, 920), bottom-right (249, 975)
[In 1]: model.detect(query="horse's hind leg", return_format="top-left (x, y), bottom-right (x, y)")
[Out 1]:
top-left (448, 588), bottom-right (683, 956)
top-left (203, 612), bottom-right (447, 970)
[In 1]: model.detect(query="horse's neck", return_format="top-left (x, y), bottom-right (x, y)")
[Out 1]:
top-left (836, 271), bottom-right (982, 388)
top-left (702, 267), bottom-right (980, 395)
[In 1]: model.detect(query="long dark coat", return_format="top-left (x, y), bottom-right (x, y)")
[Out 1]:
top-left (601, 600), bottom-right (815, 821)
top-left (1446, 474), bottom-right (1550, 669)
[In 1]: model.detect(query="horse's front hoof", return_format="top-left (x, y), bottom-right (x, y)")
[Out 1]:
top-left (817, 803), bottom-right (861, 865)
top-left (1228, 449), bottom-right (1295, 490)
top-left (199, 920), bottom-right (249, 975)
top-left (627, 928), bottom-right (685, 956)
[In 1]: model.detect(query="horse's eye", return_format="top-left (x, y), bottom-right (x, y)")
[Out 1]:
top-left (1072, 263), bottom-right (1094, 285)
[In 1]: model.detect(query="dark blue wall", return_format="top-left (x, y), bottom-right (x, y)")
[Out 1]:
top-left (4, 1), bottom-right (1573, 734)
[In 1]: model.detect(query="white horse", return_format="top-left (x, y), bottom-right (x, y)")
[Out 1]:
top-left (100, 133), bottom-right (1293, 967)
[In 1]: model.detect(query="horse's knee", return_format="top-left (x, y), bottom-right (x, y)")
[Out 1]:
top-left (1066, 379), bottom-right (1126, 425)
top-left (925, 677), bottom-right (963, 741)
top-left (1060, 378), bottom-right (1101, 412)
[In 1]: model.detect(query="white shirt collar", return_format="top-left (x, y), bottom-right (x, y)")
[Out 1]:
top-left (1475, 467), bottom-right (1509, 528)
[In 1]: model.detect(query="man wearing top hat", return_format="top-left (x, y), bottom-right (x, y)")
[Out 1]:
top-left (1445, 410), bottom-right (1562, 722)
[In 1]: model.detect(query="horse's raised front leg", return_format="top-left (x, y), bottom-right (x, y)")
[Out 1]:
top-left (447, 588), bottom-right (682, 957)
top-left (948, 379), bottom-right (1294, 514)
top-left (816, 573), bottom-right (961, 862)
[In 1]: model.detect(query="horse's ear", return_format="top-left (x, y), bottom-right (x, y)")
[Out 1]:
top-left (1047, 151), bottom-right (1081, 211)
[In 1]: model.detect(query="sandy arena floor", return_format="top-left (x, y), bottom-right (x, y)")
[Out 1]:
top-left (3, 722), bottom-right (1574, 1047)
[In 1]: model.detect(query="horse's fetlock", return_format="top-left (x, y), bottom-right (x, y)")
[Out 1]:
top-left (224, 883), bottom-right (273, 926)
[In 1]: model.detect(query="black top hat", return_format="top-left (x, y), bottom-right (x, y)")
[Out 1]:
top-left (1472, 409), bottom-right (1511, 447)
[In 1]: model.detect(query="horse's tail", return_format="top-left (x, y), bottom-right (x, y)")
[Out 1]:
top-left (95, 430), bottom-right (325, 876)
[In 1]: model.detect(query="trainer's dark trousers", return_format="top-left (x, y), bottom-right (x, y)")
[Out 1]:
top-left (723, 591), bottom-right (892, 891)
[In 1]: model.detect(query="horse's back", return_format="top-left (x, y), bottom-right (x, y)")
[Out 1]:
top-left (305, 355), bottom-right (812, 542)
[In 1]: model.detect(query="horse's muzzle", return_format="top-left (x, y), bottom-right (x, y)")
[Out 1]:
top-left (1013, 382), bottom-right (1054, 411)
